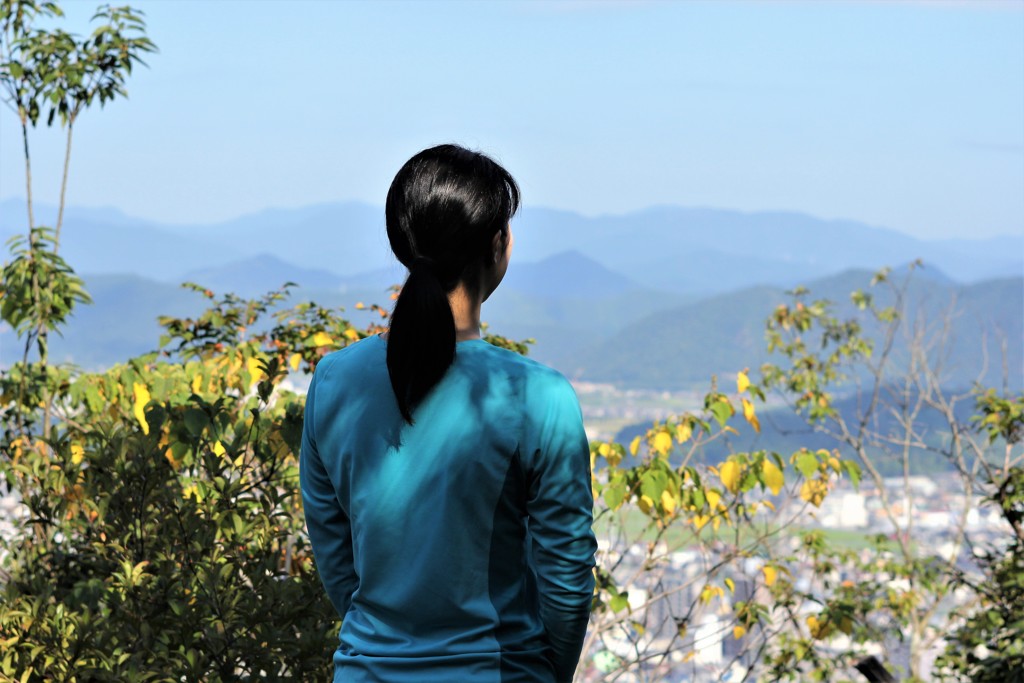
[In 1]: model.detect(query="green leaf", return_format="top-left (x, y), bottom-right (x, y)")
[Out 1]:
top-left (603, 480), bottom-right (626, 510)
top-left (795, 451), bottom-right (818, 479)
top-left (842, 460), bottom-right (862, 489)
top-left (640, 469), bottom-right (668, 500)
top-left (709, 400), bottom-right (731, 428)
top-left (183, 407), bottom-right (208, 437)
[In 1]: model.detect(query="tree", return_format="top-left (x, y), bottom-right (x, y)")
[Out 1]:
top-left (2, 4), bottom-right (1019, 681)
top-left (0, 0), bottom-right (154, 439)
top-left (574, 267), bottom-right (1021, 682)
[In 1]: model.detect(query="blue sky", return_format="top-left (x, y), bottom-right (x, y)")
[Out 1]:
top-left (1, 0), bottom-right (1022, 239)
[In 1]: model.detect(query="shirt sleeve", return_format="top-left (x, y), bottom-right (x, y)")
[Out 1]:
top-left (525, 374), bottom-right (597, 682)
top-left (300, 365), bottom-right (358, 619)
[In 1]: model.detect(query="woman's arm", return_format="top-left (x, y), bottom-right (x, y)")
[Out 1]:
top-left (300, 367), bottom-right (358, 618)
top-left (526, 373), bottom-right (598, 682)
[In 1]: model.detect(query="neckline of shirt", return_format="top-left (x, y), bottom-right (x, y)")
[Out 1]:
top-left (372, 333), bottom-right (489, 345)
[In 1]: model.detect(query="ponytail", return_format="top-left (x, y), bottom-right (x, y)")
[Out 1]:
top-left (386, 258), bottom-right (456, 423)
top-left (384, 144), bottom-right (520, 424)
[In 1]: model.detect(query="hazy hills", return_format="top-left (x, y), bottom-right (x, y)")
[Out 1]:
top-left (566, 269), bottom-right (1022, 391)
top-left (1, 199), bottom-right (1020, 389)
top-left (2, 198), bottom-right (1020, 294)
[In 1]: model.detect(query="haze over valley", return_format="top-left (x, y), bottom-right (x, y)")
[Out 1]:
top-left (1, 198), bottom-right (1019, 402)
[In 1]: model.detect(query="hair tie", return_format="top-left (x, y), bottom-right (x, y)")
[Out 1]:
top-left (411, 256), bottom-right (436, 275)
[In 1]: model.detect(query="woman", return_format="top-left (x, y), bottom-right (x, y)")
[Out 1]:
top-left (300, 144), bottom-right (597, 683)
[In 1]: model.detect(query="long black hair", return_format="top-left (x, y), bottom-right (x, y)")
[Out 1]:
top-left (385, 144), bottom-right (521, 423)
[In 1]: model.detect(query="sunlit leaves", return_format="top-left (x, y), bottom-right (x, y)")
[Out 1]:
top-left (0, 3), bottom-right (156, 129)
top-left (762, 459), bottom-right (784, 496)
top-left (652, 431), bottom-right (672, 457)
top-left (737, 370), bottom-right (751, 394)
top-left (974, 388), bottom-right (1024, 445)
top-left (131, 381), bottom-right (150, 434)
top-left (659, 488), bottom-right (677, 515)
top-left (787, 452), bottom-right (815, 482)
top-left (311, 331), bottom-right (333, 347)
top-left (0, 227), bottom-right (90, 336)
top-left (800, 479), bottom-right (828, 507)
top-left (675, 421), bottom-right (692, 443)
top-left (741, 397), bottom-right (760, 433)
top-left (719, 460), bottom-right (742, 494)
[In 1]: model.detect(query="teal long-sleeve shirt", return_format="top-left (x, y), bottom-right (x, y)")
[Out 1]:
top-left (300, 335), bottom-right (597, 682)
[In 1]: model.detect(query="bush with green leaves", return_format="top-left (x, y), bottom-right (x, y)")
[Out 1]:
top-left (0, 284), bottom-right (396, 680)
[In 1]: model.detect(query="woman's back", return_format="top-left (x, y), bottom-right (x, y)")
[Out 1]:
top-left (301, 334), bottom-right (596, 682)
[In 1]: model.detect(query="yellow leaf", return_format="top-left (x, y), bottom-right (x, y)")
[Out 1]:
top-left (762, 565), bottom-right (778, 587)
top-left (683, 651), bottom-right (696, 663)
top-left (737, 370), bottom-right (750, 394)
top-left (191, 374), bottom-right (202, 394)
top-left (312, 331), bottom-right (333, 347)
top-left (762, 459), bottom-right (784, 496)
top-left (598, 443), bottom-right (611, 458)
top-left (705, 489), bottom-right (721, 511)
top-left (660, 489), bottom-right (677, 514)
top-left (742, 398), bottom-right (760, 433)
top-left (733, 625), bottom-right (747, 639)
top-left (828, 456), bottom-right (841, 473)
top-left (719, 460), bottom-right (741, 494)
top-left (288, 353), bottom-right (302, 372)
top-left (763, 499), bottom-right (776, 511)
top-left (724, 577), bottom-right (735, 593)
top-left (629, 435), bottom-right (641, 456)
top-left (692, 514), bottom-right (710, 530)
top-left (132, 382), bottom-right (150, 435)
top-left (638, 494), bottom-right (654, 514)
top-left (800, 479), bottom-right (827, 507)
top-left (675, 422), bottom-right (692, 443)
top-left (212, 441), bottom-right (226, 457)
top-left (806, 614), bottom-right (830, 639)
top-left (246, 357), bottom-right (265, 385)
top-left (164, 447), bottom-right (179, 469)
top-left (70, 444), bottom-right (84, 465)
top-left (652, 431), bottom-right (672, 456)
top-left (343, 328), bottom-right (360, 342)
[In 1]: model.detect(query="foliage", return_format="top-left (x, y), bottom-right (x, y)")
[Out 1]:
top-left (0, 226), bottom-right (89, 355)
top-left (1, 1), bottom-right (155, 126)
top-left (2, 4), bottom-right (1021, 682)
top-left (0, 283), bottom-right (394, 680)
top-left (580, 369), bottom-right (866, 682)
top-left (1, 240), bottom-right (1020, 683)
top-left (936, 392), bottom-right (1024, 683)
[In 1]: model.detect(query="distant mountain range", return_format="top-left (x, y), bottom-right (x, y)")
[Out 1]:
top-left (1, 199), bottom-right (1020, 389)
top-left (566, 269), bottom-right (1022, 391)
top-left (2, 199), bottom-right (1020, 293)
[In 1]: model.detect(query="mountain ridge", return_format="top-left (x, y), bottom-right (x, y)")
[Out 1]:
top-left (3, 198), bottom-right (1019, 293)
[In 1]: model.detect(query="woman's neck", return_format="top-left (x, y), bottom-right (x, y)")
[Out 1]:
top-left (448, 284), bottom-right (482, 341)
